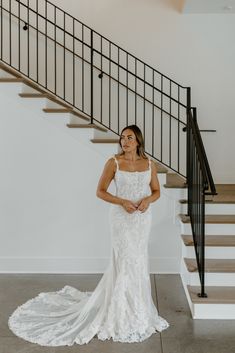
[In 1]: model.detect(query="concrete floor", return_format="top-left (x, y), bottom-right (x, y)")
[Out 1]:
top-left (1, 274), bottom-right (235, 353)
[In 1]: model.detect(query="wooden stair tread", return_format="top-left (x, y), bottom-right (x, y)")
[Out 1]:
top-left (67, 123), bottom-right (107, 132)
top-left (164, 173), bottom-right (186, 188)
top-left (184, 258), bottom-right (235, 273)
top-left (188, 285), bottom-right (235, 304)
top-left (182, 235), bottom-right (235, 247)
top-left (91, 138), bottom-right (119, 143)
top-left (180, 199), bottom-right (235, 204)
top-left (179, 214), bottom-right (235, 224)
top-left (19, 93), bottom-right (48, 98)
top-left (43, 108), bottom-right (72, 113)
top-left (180, 193), bottom-right (235, 204)
top-left (215, 184), bottom-right (235, 191)
top-left (0, 77), bottom-right (23, 82)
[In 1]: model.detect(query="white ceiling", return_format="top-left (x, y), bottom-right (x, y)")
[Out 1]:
top-left (182, 0), bottom-right (235, 13)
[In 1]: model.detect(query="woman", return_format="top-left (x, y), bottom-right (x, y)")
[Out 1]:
top-left (8, 124), bottom-right (169, 346)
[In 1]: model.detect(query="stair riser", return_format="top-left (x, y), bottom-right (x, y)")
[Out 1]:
top-left (21, 97), bottom-right (46, 111)
top-left (93, 129), bottom-right (118, 139)
top-left (0, 68), bottom-right (16, 78)
top-left (193, 303), bottom-right (235, 319)
top-left (45, 98), bottom-right (66, 109)
top-left (188, 272), bottom-right (235, 286)
top-left (0, 82), bottom-right (22, 95)
top-left (180, 203), bottom-right (235, 215)
top-left (43, 113), bottom-right (69, 128)
top-left (180, 275), bottom-right (235, 319)
top-left (21, 83), bottom-right (42, 94)
top-left (69, 115), bottom-right (90, 125)
top-left (182, 244), bottom-right (235, 259)
top-left (163, 188), bottom-right (187, 202)
top-left (66, 127), bottom-right (95, 141)
top-left (181, 223), bottom-right (235, 235)
top-left (181, 261), bottom-right (235, 286)
top-left (90, 144), bottom-right (119, 158)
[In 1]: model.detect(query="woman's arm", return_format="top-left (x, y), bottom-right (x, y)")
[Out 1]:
top-left (96, 158), bottom-right (123, 205)
top-left (146, 160), bottom-right (160, 203)
top-left (137, 161), bottom-right (160, 212)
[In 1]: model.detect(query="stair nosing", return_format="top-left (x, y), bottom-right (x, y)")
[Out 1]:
top-left (90, 139), bottom-right (119, 143)
top-left (187, 285), bottom-right (235, 304)
top-left (184, 258), bottom-right (235, 273)
top-left (181, 234), bottom-right (235, 247)
top-left (66, 123), bottom-right (107, 132)
top-left (179, 214), bottom-right (235, 224)
top-left (43, 108), bottom-right (72, 113)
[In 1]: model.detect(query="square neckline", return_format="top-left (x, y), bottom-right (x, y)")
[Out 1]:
top-left (113, 156), bottom-right (151, 173)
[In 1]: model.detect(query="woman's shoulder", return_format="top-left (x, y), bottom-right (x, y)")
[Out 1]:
top-left (109, 153), bottom-right (124, 162)
top-left (107, 154), bottom-right (120, 162)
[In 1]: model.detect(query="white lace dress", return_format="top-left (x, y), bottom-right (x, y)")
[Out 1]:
top-left (8, 155), bottom-right (169, 346)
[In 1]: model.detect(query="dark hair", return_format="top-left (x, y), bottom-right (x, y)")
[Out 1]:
top-left (119, 125), bottom-right (147, 159)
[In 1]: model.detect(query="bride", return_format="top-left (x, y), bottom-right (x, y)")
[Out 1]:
top-left (8, 124), bottom-right (169, 346)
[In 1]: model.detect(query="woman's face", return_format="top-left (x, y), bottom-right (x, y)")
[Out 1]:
top-left (120, 129), bottom-right (138, 153)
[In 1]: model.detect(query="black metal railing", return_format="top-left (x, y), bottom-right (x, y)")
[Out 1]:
top-left (0, 0), bottom-right (188, 176)
top-left (0, 0), bottom-right (217, 296)
top-left (187, 107), bottom-right (217, 297)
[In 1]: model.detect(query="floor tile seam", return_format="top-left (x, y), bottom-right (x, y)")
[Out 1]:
top-left (154, 274), bottom-right (164, 353)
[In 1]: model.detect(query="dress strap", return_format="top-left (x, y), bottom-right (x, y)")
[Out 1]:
top-left (148, 157), bottom-right (151, 171)
top-left (112, 155), bottom-right (119, 171)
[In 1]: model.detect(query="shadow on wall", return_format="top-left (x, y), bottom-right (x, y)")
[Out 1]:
top-left (164, 0), bottom-right (185, 13)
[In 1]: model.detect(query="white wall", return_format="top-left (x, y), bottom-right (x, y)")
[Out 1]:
top-left (0, 81), bottom-right (183, 273)
top-left (50, 0), bottom-right (235, 183)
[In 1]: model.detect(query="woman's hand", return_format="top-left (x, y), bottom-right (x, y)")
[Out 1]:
top-left (136, 198), bottom-right (150, 213)
top-left (121, 199), bottom-right (139, 214)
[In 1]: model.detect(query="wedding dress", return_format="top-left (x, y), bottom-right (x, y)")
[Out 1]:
top-left (8, 155), bottom-right (169, 346)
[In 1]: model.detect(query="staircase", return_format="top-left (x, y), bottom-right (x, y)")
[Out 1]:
top-left (179, 185), bottom-right (235, 319)
top-left (1, 1), bottom-right (234, 320)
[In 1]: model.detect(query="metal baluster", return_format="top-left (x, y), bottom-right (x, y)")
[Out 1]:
top-left (72, 18), bottom-right (75, 106)
top-left (126, 53), bottom-right (128, 126)
top-left (9, 0), bottom-right (11, 66)
top-left (82, 24), bottom-right (84, 112)
top-left (90, 29), bottom-right (93, 122)
top-left (177, 86), bottom-right (180, 173)
top-left (54, 6), bottom-right (56, 95)
top-left (36, 0), bottom-right (38, 82)
top-left (117, 47), bottom-right (120, 134)
top-left (135, 59), bottom-right (137, 125)
top-left (0, 0), bottom-right (2, 60)
top-left (160, 75), bottom-right (163, 161)
top-left (100, 36), bottom-right (103, 123)
top-left (27, 0), bottom-right (29, 76)
top-left (152, 70), bottom-right (154, 156)
top-left (169, 80), bottom-right (172, 167)
top-left (109, 42), bottom-right (111, 128)
top-left (45, 0), bottom-right (47, 89)
top-left (186, 87), bottom-right (191, 214)
top-left (63, 12), bottom-right (66, 100)
top-left (18, 0), bottom-right (20, 71)
top-left (143, 64), bottom-right (146, 142)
